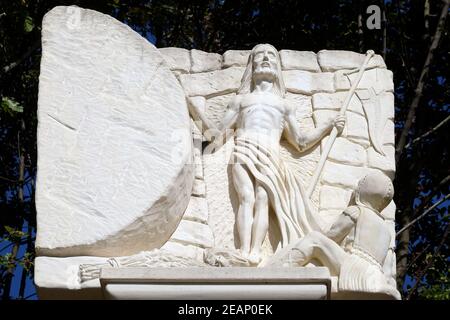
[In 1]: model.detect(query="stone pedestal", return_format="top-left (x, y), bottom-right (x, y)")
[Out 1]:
top-left (99, 267), bottom-right (331, 300)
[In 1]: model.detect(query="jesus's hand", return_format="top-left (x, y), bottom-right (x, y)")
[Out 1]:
top-left (333, 115), bottom-right (346, 134)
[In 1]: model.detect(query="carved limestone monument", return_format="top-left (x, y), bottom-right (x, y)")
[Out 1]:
top-left (35, 6), bottom-right (399, 300)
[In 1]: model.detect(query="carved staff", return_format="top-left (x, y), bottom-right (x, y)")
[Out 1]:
top-left (306, 50), bottom-right (375, 198)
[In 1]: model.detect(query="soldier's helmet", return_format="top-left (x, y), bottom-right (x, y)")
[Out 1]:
top-left (355, 171), bottom-right (394, 213)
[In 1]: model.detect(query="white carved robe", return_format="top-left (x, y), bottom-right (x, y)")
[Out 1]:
top-left (232, 137), bottom-right (323, 248)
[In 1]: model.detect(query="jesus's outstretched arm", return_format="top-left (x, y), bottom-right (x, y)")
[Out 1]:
top-left (283, 104), bottom-right (346, 152)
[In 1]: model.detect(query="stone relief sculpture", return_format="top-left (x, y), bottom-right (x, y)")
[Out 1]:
top-left (34, 6), bottom-right (400, 299)
top-left (189, 44), bottom-right (345, 264)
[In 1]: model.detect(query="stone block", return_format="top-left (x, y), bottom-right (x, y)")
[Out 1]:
top-left (183, 196), bottom-right (209, 224)
top-left (321, 162), bottom-right (378, 189)
top-left (346, 112), bottom-right (370, 142)
top-left (312, 92), bottom-right (364, 116)
top-left (321, 137), bottom-right (366, 166)
top-left (382, 119), bottom-right (395, 146)
top-left (367, 145), bottom-right (395, 178)
top-left (380, 92), bottom-right (395, 120)
top-left (192, 178), bottom-right (206, 197)
top-left (382, 201), bottom-right (396, 221)
top-left (159, 47), bottom-right (191, 73)
top-left (194, 162), bottom-right (204, 180)
top-left (319, 185), bottom-right (353, 210)
top-left (285, 93), bottom-right (313, 117)
top-left (205, 93), bottom-right (236, 127)
top-left (348, 68), bottom-right (394, 93)
top-left (284, 70), bottom-right (334, 95)
top-left (280, 50), bottom-right (320, 72)
top-left (313, 110), bottom-right (369, 147)
top-left (179, 67), bottom-right (244, 97)
top-left (191, 49), bottom-right (223, 73)
top-left (222, 50), bottom-right (250, 67)
top-left (333, 70), bottom-right (351, 91)
top-left (317, 50), bottom-right (386, 72)
top-left (170, 220), bottom-right (214, 248)
top-left (36, 6), bottom-right (193, 257)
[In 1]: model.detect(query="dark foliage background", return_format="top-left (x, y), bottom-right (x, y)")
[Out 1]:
top-left (0, 0), bottom-right (448, 300)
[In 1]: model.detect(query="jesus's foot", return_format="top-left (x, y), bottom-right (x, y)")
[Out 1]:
top-left (247, 251), bottom-right (262, 266)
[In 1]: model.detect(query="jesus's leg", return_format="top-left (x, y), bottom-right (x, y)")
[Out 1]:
top-left (232, 163), bottom-right (255, 258)
top-left (249, 181), bottom-right (269, 264)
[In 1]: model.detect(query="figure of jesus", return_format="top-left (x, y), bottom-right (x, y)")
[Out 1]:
top-left (189, 44), bottom-right (345, 264)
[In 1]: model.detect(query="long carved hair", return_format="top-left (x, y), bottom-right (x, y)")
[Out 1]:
top-left (237, 43), bottom-right (286, 98)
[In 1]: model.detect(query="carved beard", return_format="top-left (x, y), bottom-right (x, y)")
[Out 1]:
top-left (253, 68), bottom-right (278, 81)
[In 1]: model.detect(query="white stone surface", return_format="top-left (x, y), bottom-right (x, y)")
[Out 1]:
top-left (312, 92), bottom-right (364, 116)
top-left (36, 6), bottom-right (194, 257)
top-left (35, 256), bottom-right (106, 299)
top-left (319, 209), bottom-right (345, 230)
top-left (346, 112), bottom-right (370, 142)
top-left (382, 200), bottom-right (396, 221)
top-left (103, 283), bottom-right (329, 300)
top-left (191, 49), bottom-right (223, 73)
top-left (323, 137), bottom-right (367, 166)
top-left (283, 70), bottom-right (334, 94)
top-left (159, 47), bottom-right (191, 73)
top-left (192, 178), bottom-right (206, 197)
top-left (170, 220), bottom-right (214, 248)
top-left (319, 186), bottom-right (353, 210)
top-left (380, 92), bottom-right (395, 121)
top-left (285, 93), bottom-right (313, 116)
top-left (279, 50), bottom-right (320, 72)
top-left (333, 70), bottom-right (352, 91)
top-left (203, 139), bottom-right (237, 251)
top-left (194, 159), bottom-right (204, 180)
top-left (160, 241), bottom-right (205, 261)
top-left (222, 50), bottom-right (250, 67)
top-left (179, 67), bottom-right (244, 97)
top-left (317, 50), bottom-right (386, 72)
top-left (367, 145), bottom-right (396, 178)
top-left (348, 68), bottom-right (394, 93)
top-left (382, 119), bottom-right (395, 145)
top-left (100, 267), bottom-right (331, 300)
top-left (183, 196), bottom-right (209, 224)
top-left (205, 93), bottom-right (236, 127)
top-left (321, 162), bottom-right (379, 189)
top-left (313, 110), bottom-right (370, 149)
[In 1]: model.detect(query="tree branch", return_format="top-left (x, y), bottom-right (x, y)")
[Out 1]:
top-left (0, 176), bottom-right (18, 183)
top-left (2, 119), bottom-right (26, 300)
top-left (406, 243), bottom-right (431, 272)
top-left (405, 114), bottom-right (450, 149)
top-left (406, 222), bottom-right (450, 299)
top-left (1, 40), bottom-right (40, 75)
top-left (395, 0), bottom-right (449, 164)
top-left (397, 193), bottom-right (450, 236)
top-left (411, 174), bottom-right (450, 217)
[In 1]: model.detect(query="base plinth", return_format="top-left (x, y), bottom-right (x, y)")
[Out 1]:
top-left (100, 267), bottom-right (331, 300)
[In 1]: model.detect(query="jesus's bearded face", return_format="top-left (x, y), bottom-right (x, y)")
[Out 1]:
top-left (252, 44), bottom-right (279, 81)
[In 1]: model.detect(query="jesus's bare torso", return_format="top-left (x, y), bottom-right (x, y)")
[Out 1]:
top-left (234, 92), bottom-right (287, 152)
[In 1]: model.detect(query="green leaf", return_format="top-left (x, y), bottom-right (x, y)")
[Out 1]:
top-left (4, 226), bottom-right (26, 242)
top-left (24, 15), bottom-right (34, 33)
top-left (1, 97), bottom-right (23, 113)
